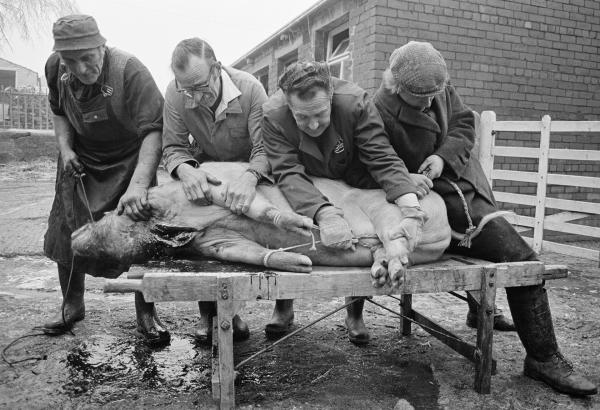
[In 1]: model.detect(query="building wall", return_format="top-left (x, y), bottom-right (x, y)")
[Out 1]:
top-left (235, 0), bottom-right (600, 234)
top-left (0, 59), bottom-right (39, 90)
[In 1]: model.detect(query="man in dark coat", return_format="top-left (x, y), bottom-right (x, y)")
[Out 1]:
top-left (42, 15), bottom-right (167, 346)
top-left (262, 61), bottom-right (425, 345)
top-left (372, 41), bottom-right (596, 396)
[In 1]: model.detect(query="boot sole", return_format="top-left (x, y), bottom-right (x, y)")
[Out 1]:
top-left (524, 366), bottom-right (598, 396)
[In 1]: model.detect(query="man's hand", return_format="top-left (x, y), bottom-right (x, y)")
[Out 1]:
top-left (409, 173), bottom-right (433, 199)
top-left (60, 148), bottom-right (84, 177)
top-left (417, 154), bottom-right (444, 180)
top-left (315, 206), bottom-right (355, 250)
top-left (176, 163), bottom-right (222, 203)
top-left (224, 171), bottom-right (258, 215)
top-left (117, 185), bottom-right (152, 221)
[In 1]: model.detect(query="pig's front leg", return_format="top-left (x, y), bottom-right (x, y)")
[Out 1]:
top-left (210, 185), bottom-right (313, 237)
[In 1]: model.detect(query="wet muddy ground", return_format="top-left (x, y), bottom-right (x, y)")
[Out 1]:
top-left (0, 160), bottom-right (599, 409)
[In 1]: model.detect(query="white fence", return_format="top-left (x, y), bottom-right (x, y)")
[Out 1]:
top-left (478, 111), bottom-right (600, 263)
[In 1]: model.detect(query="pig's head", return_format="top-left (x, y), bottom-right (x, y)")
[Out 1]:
top-left (71, 211), bottom-right (200, 266)
top-left (71, 211), bottom-right (155, 265)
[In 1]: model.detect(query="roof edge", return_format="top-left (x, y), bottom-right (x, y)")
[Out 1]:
top-left (231, 0), bottom-right (331, 67)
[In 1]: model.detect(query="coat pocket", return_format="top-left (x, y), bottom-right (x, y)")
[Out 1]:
top-left (82, 108), bottom-right (109, 123)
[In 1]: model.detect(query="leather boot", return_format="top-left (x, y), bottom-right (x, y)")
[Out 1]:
top-left (466, 291), bottom-right (515, 331)
top-left (194, 301), bottom-right (250, 343)
top-left (41, 263), bottom-right (86, 335)
top-left (134, 292), bottom-right (171, 348)
top-left (345, 297), bottom-right (369, 345)
top-left (507, 285), bottom-right (597, 396)
top-left (265, 299), bottom-right (294, 338)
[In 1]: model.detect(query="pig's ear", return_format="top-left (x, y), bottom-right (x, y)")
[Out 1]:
top-left (150, 223), bottom-right (202, 248)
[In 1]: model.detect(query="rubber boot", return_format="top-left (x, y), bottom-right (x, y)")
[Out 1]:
top-left (507, 285), bottom-right (597, 396)
top-left (194, 301), bottom-right (250, 343)
top-left (41, 263), bottom-right (86, 335)
top-left (134, 292), bottom-right (171, 348)
top-left (265, 299), bottom-right (295, 338)
top-left (466, 291), bottom-right (515, 331)
top-left (345, 296), bottom-right (369, 345)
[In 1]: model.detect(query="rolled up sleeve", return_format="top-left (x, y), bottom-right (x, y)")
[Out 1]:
top-left (123, 57), bottom-right (164, 139)
top-left (161, 87), bottom-right (198, 176)
top-left (246, 83), bottom-right (271, 181)
top-left (44, 53), bottom-right (65, 116)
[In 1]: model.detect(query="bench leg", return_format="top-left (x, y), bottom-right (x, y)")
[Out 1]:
top-left (474, 267), bottom-right (497, 394)
top-left (215, 278), bottom-right (235, 409)
top-left (400, 294), bottom-right (413, 336)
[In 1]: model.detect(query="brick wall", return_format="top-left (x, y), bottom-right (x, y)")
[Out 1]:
top-left (234, 0), bottom-right (599, 237)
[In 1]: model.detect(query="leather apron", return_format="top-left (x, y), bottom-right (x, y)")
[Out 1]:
top-left (44, 48), bottom-right (144, 277)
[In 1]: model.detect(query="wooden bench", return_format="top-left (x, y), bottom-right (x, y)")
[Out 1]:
top-left (105, 257), bottom-right (567, 409)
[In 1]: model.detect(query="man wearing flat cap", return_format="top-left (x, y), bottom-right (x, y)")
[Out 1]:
top-left (262, 61), bottom-right (425, 344)
top-left (373, 41), bottom-right (597, 396)
top-left (42, 14), bottom-right (168, 346)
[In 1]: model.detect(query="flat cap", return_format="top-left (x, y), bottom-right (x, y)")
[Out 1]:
top-left (52, 14), bottom-right (106, 51)
top-left (389, 41), bottom-right (449, 97)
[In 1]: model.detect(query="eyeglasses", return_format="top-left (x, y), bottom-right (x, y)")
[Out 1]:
top-left (175, 62), bottom-right (221, 99)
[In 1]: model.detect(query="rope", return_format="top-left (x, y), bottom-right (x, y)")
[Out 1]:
top-left (235, 298), bottom-right (361, 369)
top-left (441, 177), bottom-right (514, 248)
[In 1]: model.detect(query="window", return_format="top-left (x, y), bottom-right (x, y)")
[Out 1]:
top-left (326, 27), bottom-right (350, 80)
top-left (0, 69), bottom-right (16, 90)
top-left (254, 67), bottom-right (269, 94)
top-left (278, 50), bottom-right (298, 77)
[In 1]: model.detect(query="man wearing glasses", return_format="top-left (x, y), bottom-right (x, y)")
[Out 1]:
top-left (162, 38), bottom-right (270, 343)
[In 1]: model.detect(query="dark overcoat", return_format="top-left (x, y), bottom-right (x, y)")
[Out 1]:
top-left (262, 78), bottom-right (416, 219)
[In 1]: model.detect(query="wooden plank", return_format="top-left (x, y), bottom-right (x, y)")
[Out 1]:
top-left (400, 294), bottom-right (412, 336)
top-left (136, 273), bottom-right (219, 302)
top-left (412, 309), bottom-right (496, 375)
top-left (548, 148), bottom-right (600, 161)
top-left (502, 213), bottom-right (535, 228)
top-left (103, 279), bottom-right (143, 293)
top-left (533, 115), bottom-right (551, 253)
top-left (216, 277), bottom-right (235, 409)
top-left (211, 318), bottom-right (220, 402)
top-left (493, 191), bottom-right (536, 206)
top-left (478, 111), bottom-right (496, 186)
top-left (492, 146), bottom-right (539, 158)
top-left (550, 121), bottom-right (600, 132)
top-left (545, 197), bottom-right (600, 215)
top-left (547, 173), bottom-right (600, 189)
top-left (492, 120), bottom-right (542, 132)
top-left (544, 220), bottom-right (600, 238)
top-left (545, 211), bottom-right (588, 224)
top-left (104, 262), bottom-right (567, 300)
top-left (540, 241), bottom-right (599, 261)
top-left (474, 267), bottom-right (497, 394)
top-left (491, 169), bottom-right (537, 183)
top-left (230, 262), bottom-right (551, 300)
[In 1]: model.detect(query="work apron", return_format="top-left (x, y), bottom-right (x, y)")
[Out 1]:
top-left (44, 52), bottom-right (144, 278)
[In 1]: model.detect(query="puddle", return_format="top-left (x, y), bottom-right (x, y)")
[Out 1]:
top-left (62, 334), bottom-right (211, 396)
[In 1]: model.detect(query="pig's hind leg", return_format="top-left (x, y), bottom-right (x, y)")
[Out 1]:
top-left (195, 232), bottom-right (313, 273)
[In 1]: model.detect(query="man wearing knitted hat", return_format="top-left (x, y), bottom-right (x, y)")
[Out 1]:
top-left (42, 14), bottom-right (168, 347)
top-left (373, 41), bottom-right (596, 395)
top-left (262, 61), bottom-right (426, 344)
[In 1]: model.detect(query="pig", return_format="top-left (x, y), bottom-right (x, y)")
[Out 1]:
top-left (71, 162), bottom-right (451, 345)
